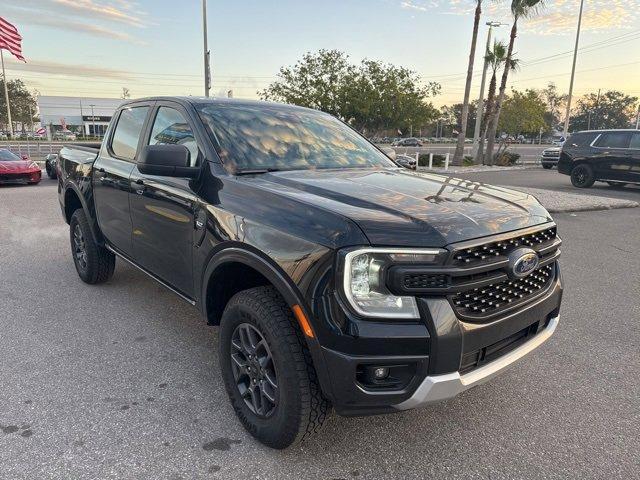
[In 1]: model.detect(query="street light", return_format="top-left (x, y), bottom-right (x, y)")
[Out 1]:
top-left (563, 0), bottom-right (585, 137)
top-left (472, 21), bottom-right (507, 158)
top-left (202, 0), bottom-right (211, 97)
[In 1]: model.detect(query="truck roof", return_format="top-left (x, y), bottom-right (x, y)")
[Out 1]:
top-left (119, 96), bottom-right (318, 113)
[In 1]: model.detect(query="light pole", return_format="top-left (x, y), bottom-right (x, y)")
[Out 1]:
top-left (202, 0), bottom-right (211, 97)
top-left (89, 104), bottom-right (96, 138)
top-left (472, 21), bottom-right (505, 158)
top-left (563, 0), bottom-right (585, 137)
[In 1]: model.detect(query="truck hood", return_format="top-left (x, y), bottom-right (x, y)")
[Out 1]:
top-left (241, 168), bottom-right (552, 247)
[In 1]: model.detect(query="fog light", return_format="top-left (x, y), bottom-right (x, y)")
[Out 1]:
top-left (373, 367), bottom-right (389, 380)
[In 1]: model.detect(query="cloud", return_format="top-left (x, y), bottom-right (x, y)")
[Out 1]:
top-left (4, 58), bottom-right (132, 80)
top-left (397, 0), bottom-right (639, 33)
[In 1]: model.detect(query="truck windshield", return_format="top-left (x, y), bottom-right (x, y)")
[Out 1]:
top-left (196, 103), bottom-right (394, 173)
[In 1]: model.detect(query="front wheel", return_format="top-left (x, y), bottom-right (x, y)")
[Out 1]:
top-left (69, 209), bottom-right (115, 284)
top-left (46, 163), bottom-right (57, 179)
top-left (542, 164), bottom-right (553, 170)
top-left (219, 286), bottom-right (330, 449)
top-left (570, 164), bottom-right (595, 188)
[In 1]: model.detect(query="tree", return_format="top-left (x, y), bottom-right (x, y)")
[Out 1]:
top-left (453, 0), bottom-right (483, 165)
top-left (477, 41), bottom-right (518, 162)
top-left (570, 90), bottom-right (638, 131)
top-left (498, 89), bottom-right (547, 135)
top-left (441, 102), bottom-right (477, 139)
top-left (342, 59), bottom-right (440, 135)
top-left (0, 78), bottom-right (38, 131)
top-left (260, 50), bottom-right (441, 136)
top-left (540, 82), bottom-right (566, 130)
top-left (260, 49), bottom-right (353, 119)
top-left (484, 0), bottom-right (545, 165)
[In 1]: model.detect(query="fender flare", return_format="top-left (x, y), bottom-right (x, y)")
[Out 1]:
top-left (63, 183), bottom-right (103, 245)
top-left (201, 243), bottom-right (309, 319)
top-left (200, 244), bottom-right (334, 397)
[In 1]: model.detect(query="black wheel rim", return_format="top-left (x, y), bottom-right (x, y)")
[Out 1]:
top-left (230, 323), bottom-right (278, 418)
top-left (73, 224), bottom-right (88, 270)
top-left (573, 167), bottom-right (586, 185)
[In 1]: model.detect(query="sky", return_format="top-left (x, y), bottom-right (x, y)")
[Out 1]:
top-left (1, 0), bottom-right (639, 107)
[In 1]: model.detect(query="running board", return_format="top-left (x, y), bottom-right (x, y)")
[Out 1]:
top-left (106, 245), bottom-right (197, 306)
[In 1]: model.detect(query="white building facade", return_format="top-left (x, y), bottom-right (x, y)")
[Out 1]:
top-left (37, 96), bottom-right (125, 137)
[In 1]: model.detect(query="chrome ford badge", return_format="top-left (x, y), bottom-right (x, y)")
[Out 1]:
top-left (508, 247), bottom-right (539, 279)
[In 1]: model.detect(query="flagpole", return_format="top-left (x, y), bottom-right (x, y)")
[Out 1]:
top-left (1, 50), bottom-right (14, 137)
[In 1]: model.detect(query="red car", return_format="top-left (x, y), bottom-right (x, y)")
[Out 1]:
top-left (0, 149), bottom-right (41, 185)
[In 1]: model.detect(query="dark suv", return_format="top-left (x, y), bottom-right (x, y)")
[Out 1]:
top-left (558, 129), bottom-right (640, 188)
top-left (57, 97), bottom-right (563, 449)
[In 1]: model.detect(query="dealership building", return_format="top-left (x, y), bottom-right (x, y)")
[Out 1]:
top-left (37, 96), bottom-right (125, 137)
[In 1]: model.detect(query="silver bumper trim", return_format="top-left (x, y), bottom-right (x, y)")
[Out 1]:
top-left (394, 315), bottom-right (559, 410)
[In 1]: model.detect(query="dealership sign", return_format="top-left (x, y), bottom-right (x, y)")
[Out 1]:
top-left (82, 115), bottom-right (112, 122)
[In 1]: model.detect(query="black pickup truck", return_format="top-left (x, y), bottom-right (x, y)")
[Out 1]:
top-left (57, 97), bottom-right (563, 449)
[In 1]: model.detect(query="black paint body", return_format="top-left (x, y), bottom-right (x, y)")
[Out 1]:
top-left (57, 97), bottom-right (563, 415)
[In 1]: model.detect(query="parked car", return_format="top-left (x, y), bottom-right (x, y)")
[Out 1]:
top-left (540, 146), bottom-right (561, 169)
top-left (392, 137), bottom-right (423, 147)
top-left (395, 154), bottom-right (417, 169)
top-left (551, 135), bottom-right (566, 146)
top-left (0, 149), bottom-right (41, 185)
top-left (57, 97), bottom-right (562, 449)
top-left (54, 130), bottom-right (77, 141)
top-left (558, 129), bottom-right (640, 188)
top-left (45, 153), bottom-right (59, 179)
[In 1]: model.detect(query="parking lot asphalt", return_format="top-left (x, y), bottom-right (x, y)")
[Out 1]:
top-left (1, 177), bottom-right (639, 480)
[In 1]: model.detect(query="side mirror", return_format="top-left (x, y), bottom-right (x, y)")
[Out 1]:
top-left (138, 144), bottom-right (199, 178)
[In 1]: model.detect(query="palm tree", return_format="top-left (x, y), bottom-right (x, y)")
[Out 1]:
top-left (484, 0), bottom-right (544, 165)
top-left (477, 41), bottom-right (518, 162)
top-left (452, 0), bottom-right (483, 166)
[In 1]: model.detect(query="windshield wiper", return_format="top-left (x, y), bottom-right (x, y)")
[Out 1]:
top-left (234, 167), bottom-right (283, 175)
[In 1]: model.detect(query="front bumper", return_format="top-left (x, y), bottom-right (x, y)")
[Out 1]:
top-left (314, 265), bottom-right (562, 416)
top-left (395, 315), bottom-right (558, 409)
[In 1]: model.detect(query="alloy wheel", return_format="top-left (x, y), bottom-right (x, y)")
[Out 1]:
top-left (230, 323), bottom-right (278, 418)
top-left (73, 224), bottom-right (88, 270)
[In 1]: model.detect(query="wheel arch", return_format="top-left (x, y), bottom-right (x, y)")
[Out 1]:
top-left (63, 184), bottom-right (103, 244)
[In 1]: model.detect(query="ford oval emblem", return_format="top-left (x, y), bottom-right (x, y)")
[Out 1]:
top-left (508, 247), bottom-right (539, 279)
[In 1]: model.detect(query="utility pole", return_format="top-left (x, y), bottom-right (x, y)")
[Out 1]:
top-left (1, 50), bottom-right (14, 137)
top-left (636, 103), bottom-right (640, 129)
top-left (202, 0), bottom-right (211, 97)
top-left (563, 0), bottom-right (584, 137)
top-left (472, 21), bottom-right (505, 157)
top-left (89, 104), bottom-right (96, 137)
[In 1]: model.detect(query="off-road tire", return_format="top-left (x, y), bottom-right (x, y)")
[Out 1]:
top-left (219, 286), bottom-right (330, 449)
top-left (570, 163), bottom-right (595, 188)
top-left (69, 209), bottom-right (115, 284)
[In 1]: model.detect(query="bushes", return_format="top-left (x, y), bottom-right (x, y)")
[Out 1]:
top-left (494, 151), bottom-right (521, 166)
top-left (463, 155), bottom-right (474, 166)
top-left (417, 153), bottom-right (446, 167)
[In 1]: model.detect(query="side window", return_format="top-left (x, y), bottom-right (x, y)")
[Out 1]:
top-left (595, 132), bottom-right (631, 149)
top-left (629, 132), bottom-right (640, 149)
top-left (148, 107), bottom-right (199, 166)
top-left (110, 106), bottom-right (149, 160)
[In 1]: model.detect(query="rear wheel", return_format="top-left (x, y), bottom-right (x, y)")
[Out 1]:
top-left (542, 164), bottom-right (553, 170)
top-left (69, 209), bottom-right (115, 284)
top-left (219, 286), bottom-right (330, 449)
top-left (570, 164), bottom-right (595, 188)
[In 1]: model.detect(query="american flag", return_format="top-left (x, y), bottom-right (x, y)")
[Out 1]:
top-left (0, 17), bottom-right (25, 62)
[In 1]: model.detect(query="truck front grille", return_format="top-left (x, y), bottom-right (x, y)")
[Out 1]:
top-left (451, 263), bottom-right (554, 318)
top-left (452, 226), bottom-right (557, 266)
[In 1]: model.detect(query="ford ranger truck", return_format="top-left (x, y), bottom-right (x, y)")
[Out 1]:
top-left (57, 97), bottom-right (562, 449)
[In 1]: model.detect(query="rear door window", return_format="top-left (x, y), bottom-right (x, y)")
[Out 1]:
top-left (629, 132), bottom-right (640, 150)
top-left (595, 132), bottom-right (632, 149)
top-left (110, 106), bottom-right (150, 160)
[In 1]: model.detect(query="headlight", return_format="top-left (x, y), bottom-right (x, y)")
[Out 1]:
top-left (342, 248), bottom-right (444, 319)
